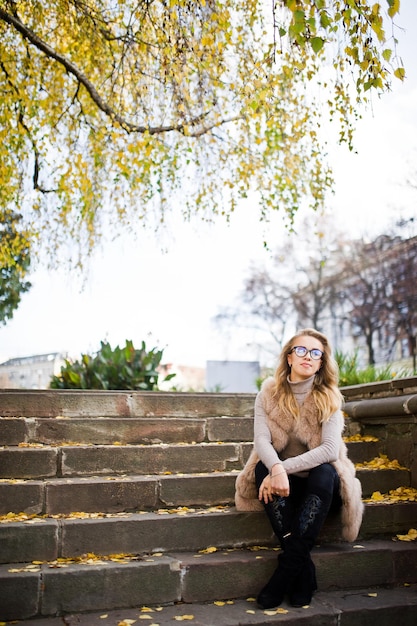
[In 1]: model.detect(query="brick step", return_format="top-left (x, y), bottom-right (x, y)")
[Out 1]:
top-left (7, 586), bottom-right (417, 626)
top-left (0, 468), bottom-right (410, 516)
top-left (1, 540), bottom-right (416, 621)
top-left (2, 503), bottom-right (417, 565)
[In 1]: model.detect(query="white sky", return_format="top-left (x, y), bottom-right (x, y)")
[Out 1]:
top-left (1, 0), bottom-right (416, 369)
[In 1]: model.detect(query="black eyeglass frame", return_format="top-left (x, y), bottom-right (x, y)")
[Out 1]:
top-left (290, 346), bottom-right (324, 360)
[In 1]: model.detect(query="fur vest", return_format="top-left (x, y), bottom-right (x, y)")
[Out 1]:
top-left (235, 378), bottom-right (364, 542)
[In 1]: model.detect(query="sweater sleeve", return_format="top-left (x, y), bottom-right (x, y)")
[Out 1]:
top-left (253, 390), bottom-right (283, 471)
top-left (281, 410), bottom-right (344, 475)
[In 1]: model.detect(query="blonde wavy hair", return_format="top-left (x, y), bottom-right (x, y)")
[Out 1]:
top-left (272, 328), bottom-right (343, 422)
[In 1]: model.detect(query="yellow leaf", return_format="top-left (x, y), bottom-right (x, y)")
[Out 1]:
top-left (214, 601), bottom-right (225, 606)
top-left (396, 528), bottom-right (417, 542)
top-left (199, 546), bottom-right (217, 554)
top-left (368, 593), bottom-right (378, 597)
top-left (264, 608), bottom-right (289, 615)
top-left (173, 616), bottom-right (194, 621)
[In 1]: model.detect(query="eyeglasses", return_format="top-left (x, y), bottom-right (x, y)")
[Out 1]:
top-left (290, 346), bottom-right (323, 360)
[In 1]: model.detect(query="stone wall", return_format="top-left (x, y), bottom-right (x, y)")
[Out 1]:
top-left (342, 376), bottom-right (417, 488)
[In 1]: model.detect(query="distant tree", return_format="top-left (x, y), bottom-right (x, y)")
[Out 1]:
top-left (0, 0), bottom-right (404, 267)
top-left (384, 235), bottom-right (417, 369)
top-left (329, 235), bottom-right (417, 366)
top-left (0, 210), bottom-right (32, 324)
top-left (215, 215), bottom-right (348, 361)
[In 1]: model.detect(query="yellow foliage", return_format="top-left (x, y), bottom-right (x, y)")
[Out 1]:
top-left (365, 487), bottom-right (417, 504)
top-left (343, 434), bottom-right (379, 443)
top-left (0, 0), bottom-right (405, 267)
top-left (355, 454), bottom-right (407, 471)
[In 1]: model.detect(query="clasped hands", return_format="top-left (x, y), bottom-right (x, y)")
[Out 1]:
top-left (258, 464), bottom-right (290, 503)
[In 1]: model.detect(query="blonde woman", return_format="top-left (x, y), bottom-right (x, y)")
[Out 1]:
top-left (235, 329), bottom-right (363, 609)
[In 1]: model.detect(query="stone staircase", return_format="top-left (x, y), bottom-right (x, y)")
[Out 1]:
top-left (0, 383), bottom-right (417, 625)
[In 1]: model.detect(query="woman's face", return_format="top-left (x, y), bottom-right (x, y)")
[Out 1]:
top-left (287, 334), bottom-right (324, 382)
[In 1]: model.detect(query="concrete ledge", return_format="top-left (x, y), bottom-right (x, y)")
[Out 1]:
top-left (344, 394), bottom-right (417, 420)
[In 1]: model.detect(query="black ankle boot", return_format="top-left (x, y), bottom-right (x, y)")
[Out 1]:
top-left (257, 561), bottom-right (289, 609)
top-left (289, 558), bottom-right (317, 607)
top-left (257, 550), bottom-right (302, 609)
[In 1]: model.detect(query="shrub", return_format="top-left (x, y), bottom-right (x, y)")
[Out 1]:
top-left (335, 350), bottom-right (412, 387)
top-left (50, 339), bottom-right (176, 390)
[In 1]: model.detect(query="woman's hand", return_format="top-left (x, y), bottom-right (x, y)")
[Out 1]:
top-left (258, 466), bottom-right (290, 503)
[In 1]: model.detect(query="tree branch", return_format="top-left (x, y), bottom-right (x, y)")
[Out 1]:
top-left (0, 7), bottom-right (240, 136)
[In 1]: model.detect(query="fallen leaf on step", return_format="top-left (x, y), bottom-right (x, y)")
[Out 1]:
top-left (365, 487), bottom-right (417, 504)
top-left (368, 593), bottom-right (378, 597)
top-left (396, 528), bottom-right (417, 541)
top-left (355, 454), bottom-right (406, 470)
top-left (174, 616), bottom-right (194, 621)
top-left (199, 546), bottom-right (217, 554)
top-left (343, 434), bottom-right (379, 442)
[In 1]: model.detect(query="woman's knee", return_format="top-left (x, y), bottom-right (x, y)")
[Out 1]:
top-left (308, 463), bottom-right (338, 493)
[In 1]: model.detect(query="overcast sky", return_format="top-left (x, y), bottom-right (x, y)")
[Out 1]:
top-left (1, 0), bottom-right (416, 369)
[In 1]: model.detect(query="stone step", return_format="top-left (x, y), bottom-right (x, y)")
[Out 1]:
top-left (0, 540), bottom-right (416, 621)
top-left (0, 416), bottom-right (385, 454)
top-left (7, 586), bottom-right (417, 626)
top-left (0, 440), bottom-right (399, 480)
top-left (0, 390), bottom-right (256, 419)
top-left (0, 467), bottom-right (411, 516)
top-left (0, 415), bottom-right (256, 446)
top-left (0, 443), bottom-right (249, 479)
top-left (1, 503), bottom-right (417, 565)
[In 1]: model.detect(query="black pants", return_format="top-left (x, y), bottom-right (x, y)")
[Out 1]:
top-left (255, 461), bottom-right (342, 546)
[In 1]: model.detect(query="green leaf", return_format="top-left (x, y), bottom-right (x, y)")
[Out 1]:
top-left (394, 67), bottom-right (406, 80)
top-left (387, 0), bottom-right (400, 18)
top-left (311, 37), bottom-right (325, 54)
top-left (382, 48), bottom-right (392, 62)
